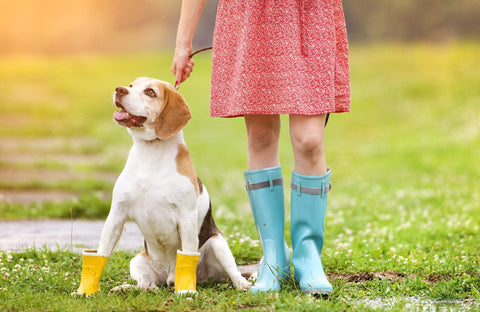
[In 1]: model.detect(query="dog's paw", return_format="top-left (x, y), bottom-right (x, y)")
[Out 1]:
top-left (108, 284), bottom-right (136, 295)
top-left (137, 281), bottom-right (159, 291)
top-left (233, 277), bottom-right (252, 291)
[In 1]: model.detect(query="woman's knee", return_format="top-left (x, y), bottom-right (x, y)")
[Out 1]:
top-left (289, 114), bottom-right (326, 159)
top-left (245, 115), bottom-right (280, 152)
top-left (292, 132), bottom-right (325, 159)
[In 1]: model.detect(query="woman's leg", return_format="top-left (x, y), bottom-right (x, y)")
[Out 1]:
top-left (243, 114), bottom-right (289, 292)
top-left (289, 114), bottom-right (328, 176)
top-left (244, 114), bottom-right (281, 170)
top-left (289, 113), bottom-right (333, 295)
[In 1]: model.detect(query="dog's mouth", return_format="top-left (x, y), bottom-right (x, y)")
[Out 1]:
top-left (113, 102), bottom-right (147, 127)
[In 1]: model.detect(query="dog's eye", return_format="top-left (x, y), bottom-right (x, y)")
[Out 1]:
top-left (144, 88), bottom-right (156, 97)
top-left (129, 84), bottom-right (133, 88)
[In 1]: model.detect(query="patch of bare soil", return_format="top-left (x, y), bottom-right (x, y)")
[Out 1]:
top-left (328, 271), bottom-right (477, 285)
top-left (329, 271), bottom-right (407, 283)
top-left (425, 273), bottom-right (451, 285)
top-left (235, 268), bottom-right (458, 285)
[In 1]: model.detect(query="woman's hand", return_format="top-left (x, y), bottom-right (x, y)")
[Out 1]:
top-left (171, 0), bottom-right (206, 87)
top-left (171, 48), bottom-right (195, 86)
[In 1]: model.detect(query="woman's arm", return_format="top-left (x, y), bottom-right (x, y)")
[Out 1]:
top-left (171, 0), bottom-right (207, 85)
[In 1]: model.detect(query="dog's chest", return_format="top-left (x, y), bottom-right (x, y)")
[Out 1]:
top-left (113, 143), bottom-right (196, 243)
top-left (117, 142), bottom-right (193, 200)
top-left (116, 164), bottom-right (195, 213)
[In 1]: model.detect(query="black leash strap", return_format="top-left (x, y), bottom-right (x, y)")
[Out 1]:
top-left (189, 46), bottom-right (212, 58)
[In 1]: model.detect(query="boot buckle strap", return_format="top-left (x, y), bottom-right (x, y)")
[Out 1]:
top-left (246, 178), bottom-right (283, 191)
top-left (291, 182), bottom-right (332, 195)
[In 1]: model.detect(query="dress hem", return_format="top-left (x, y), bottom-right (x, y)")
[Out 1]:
top-left (210, 108), bottom-right (350, 118)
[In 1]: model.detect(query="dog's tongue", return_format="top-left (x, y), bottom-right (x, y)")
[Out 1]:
top-left (113, 110), bottom-right (129, 121)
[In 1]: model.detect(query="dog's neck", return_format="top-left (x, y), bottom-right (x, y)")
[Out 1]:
top-left (131, 130), bottom-right (184, 148)
top-left (126, 131), bottom-right (185, 170)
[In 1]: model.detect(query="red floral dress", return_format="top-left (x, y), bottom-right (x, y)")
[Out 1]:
top-left (210, 0), bottom-right (350, 117)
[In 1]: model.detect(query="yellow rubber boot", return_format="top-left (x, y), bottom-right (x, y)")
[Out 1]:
top-left (174, 250), bottom-right (200, 295)
top-left (76, 250), bottom-right (108, 295)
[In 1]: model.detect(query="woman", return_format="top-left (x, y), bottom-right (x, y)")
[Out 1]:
top-left (172, 0), bottom-right (350, 295)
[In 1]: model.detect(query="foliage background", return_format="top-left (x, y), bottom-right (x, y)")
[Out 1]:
top-left (1, 0), bottom-right (480, 55)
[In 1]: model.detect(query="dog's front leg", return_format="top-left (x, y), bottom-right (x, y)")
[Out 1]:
top-left (76, 202), bottom-right (127, 295)
top-left (178, 209), bottom-right (199, 253)
top-left (174, 208), bottom-right (200, 294)
top-left (97, 205), bottom-right (128, 255)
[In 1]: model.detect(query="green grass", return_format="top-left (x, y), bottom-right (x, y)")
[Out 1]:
top-left (1, 42), bottom-right (480, 310)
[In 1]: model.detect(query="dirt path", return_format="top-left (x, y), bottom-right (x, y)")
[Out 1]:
top-left (0, 137), bottom-right (120, 204)
top-left (0, 219), bottom-right (143, 252)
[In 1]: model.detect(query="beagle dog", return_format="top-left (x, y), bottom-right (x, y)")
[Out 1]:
top-left (98, 77), bottom-right (251, 292)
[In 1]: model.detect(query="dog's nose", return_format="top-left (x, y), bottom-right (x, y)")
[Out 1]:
top-left (115, 87), bottom-right (129, 96)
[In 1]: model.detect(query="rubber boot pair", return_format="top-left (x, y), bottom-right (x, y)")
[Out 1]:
top-left (76, 250), bottom-right (200, 295)
top-left (244, 166), bottom-right (333, 294)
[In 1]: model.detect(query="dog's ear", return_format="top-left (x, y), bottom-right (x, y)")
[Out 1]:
top-left (155, 86), bottom-right (192, 140)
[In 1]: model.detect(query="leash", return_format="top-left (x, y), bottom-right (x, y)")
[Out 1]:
top-left (174, 46), bottom-right (330, 127)
top-left (174, 46), bottom-right (213, 90)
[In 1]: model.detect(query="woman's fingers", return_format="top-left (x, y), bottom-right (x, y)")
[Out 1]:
top-left (172, 54), bottom-right (195, 86)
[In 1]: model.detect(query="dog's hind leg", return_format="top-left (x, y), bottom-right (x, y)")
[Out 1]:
top-left (130, 251), bottom-right (160, 290)
top-left (200, 235), bottom-right (252, 291)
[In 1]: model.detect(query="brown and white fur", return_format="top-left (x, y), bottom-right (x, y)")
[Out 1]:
top-left (97, 77), bottom-right (251, 292)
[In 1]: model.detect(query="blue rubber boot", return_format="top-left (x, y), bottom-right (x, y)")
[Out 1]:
top-left (244, 166), bottom-right (290, 293)
top-left (290, 169), bottom-right (333, 295)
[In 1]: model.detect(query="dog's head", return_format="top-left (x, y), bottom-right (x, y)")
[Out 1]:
top-left (113, 77), bottom-right (191, 140)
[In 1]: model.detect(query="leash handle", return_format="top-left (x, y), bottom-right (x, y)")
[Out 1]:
top-left (175, 46), bottom-right (213, 90)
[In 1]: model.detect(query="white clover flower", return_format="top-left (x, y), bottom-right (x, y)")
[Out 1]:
top-left (251, 239), bottom-right (260, 247)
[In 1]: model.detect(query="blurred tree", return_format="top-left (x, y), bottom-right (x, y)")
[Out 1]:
top-left (0, 0), bottom-right (479, 55)
top-left (344, 0), bottom-right (480, 42)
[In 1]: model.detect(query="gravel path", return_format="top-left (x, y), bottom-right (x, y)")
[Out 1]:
top-left (0, 220), bottom-right (144, 253)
